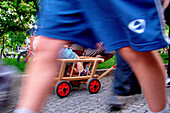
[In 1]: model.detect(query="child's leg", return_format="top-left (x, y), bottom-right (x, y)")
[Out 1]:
top-left (119, 47), bottom-right (167, 112)
top-left (16, 36), bottom-right (70, 112)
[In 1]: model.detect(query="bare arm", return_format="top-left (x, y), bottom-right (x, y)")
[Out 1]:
top-left (162, 0), bottom-right (170, 11)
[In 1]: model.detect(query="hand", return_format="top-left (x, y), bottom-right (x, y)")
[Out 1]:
top-left (63, 45), bottom-right (69, 48)
top-left (162, 0), bottom-right (170, 11)
top-left (96, 42), bottom-right (103, 49)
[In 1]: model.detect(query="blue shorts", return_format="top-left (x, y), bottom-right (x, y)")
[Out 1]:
top-left (37, 0), bottom-right (168, 52)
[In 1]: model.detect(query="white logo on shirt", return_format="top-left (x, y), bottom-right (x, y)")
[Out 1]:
top-left (128, 19), bottom-right (146, 34)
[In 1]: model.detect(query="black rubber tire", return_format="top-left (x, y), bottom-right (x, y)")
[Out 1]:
top-left (55, 81), bottom-right (71, 98)
top-left (87, 78), bottom-right (101, 94)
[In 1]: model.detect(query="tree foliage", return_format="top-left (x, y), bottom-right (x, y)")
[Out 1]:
top-left (0, 0), bottom-right (38, 58)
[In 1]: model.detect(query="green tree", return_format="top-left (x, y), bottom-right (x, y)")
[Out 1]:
top-left (0, 0), bottom-right (37, 58)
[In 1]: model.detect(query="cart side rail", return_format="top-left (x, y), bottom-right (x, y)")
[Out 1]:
top-left (56, 57), bottom-right (104, 81)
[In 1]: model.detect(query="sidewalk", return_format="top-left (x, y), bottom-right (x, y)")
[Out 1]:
top-left (40, 69), bottom-right (170, 113)
top-left (4, 69), bottom-right (170, 113)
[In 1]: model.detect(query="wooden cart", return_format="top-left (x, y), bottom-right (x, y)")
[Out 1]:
top-left (54, 56), bottom-right (115, 98)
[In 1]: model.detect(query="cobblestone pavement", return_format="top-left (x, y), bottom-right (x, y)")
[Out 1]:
top-left (3, 70), bottom-right (170, 113)
top-left (40, 70), bottom-right (170, 113)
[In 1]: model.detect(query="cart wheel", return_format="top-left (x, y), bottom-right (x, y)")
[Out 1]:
top-left (55, 81), bottom-right (71, 98)
top-left (70, 81), bottom-right (81, 87)
top-left (87, 78), bottom-right (101, 94)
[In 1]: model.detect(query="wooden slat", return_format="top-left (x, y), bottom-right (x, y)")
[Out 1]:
top-left (98, 67), bottom-right (114, 80)
top-left (61, 76), bottom-right (90, 81)
top-left (86, 62), bottom-right (91, 76)
top-left (90, 60), bottom-right (98, 79)
top-left (58, 61), bottom-right (66, 81)
top-left (55, 57), bottom-right (105, 83)
top-left (70, 62), bottom-right (76, 77)
top-left (57, 58), bottom-right (104, 63)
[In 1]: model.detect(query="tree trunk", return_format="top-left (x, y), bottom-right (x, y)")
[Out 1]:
top-left (0, 34), bottom-right (5, 59)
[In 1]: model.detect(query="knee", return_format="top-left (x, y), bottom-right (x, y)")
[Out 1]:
top-left (117, 47), bottom-right (156, 68)
top-left (118, 47), bottom-right (140, 65)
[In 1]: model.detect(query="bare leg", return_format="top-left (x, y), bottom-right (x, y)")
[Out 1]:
top-left (119, 47), bottom-right (167, 112)
top-left (16, 36), bottom-right (70, 112)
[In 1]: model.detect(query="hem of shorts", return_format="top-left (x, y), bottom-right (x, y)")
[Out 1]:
top-left (107, 40), bottom-right (167, 52)
top-left (130, 40), bottom-right (168, 52)
top-left (38, 32), bottom-right (96, 49)
top-left (38, 33), bottom-right (75, 42)
top-left (106, 41), bottom-right (130, 52)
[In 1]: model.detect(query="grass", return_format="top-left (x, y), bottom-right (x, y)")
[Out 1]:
top-left (1, 53), bottom-right (168, 73)
top-left (1, 56), bottom-right (116, 72)
top-left (160, 53), bottom-right (169, 64)
top-left (97, 53), bottom-right (169, 69)
top-left (97, 56), bottom-right (116, 69)
top-left (2, 58), bottom-right (26, 73)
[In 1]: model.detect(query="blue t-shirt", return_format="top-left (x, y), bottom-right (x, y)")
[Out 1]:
top-left (58, 48), bottom-right (77, 60)
top-left (58, 48), bottom-right (78, 75)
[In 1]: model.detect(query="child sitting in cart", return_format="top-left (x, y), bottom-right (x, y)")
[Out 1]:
top-left (58, 44), bottom-right (84, 76)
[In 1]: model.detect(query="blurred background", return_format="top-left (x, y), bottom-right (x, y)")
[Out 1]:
top-left (0, 0), bottom-right (169, 113)
top-left (0, 0), bottom-right (169, 74)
